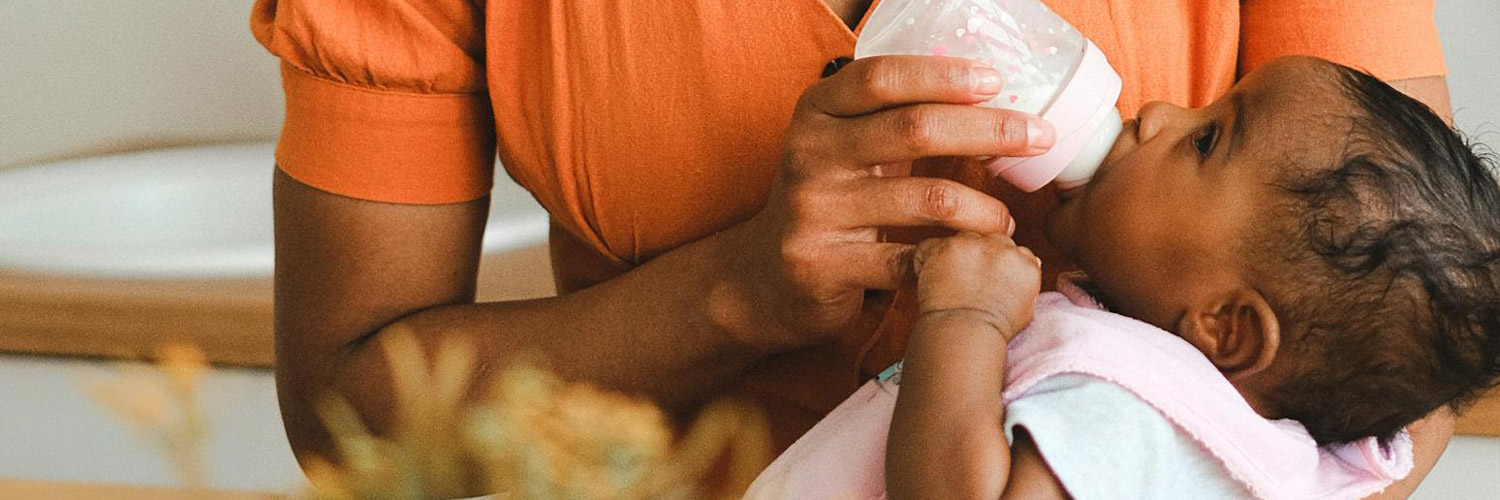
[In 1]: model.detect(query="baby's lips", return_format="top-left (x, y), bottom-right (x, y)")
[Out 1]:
top-left (1056, 183), bottom-right (1087, 202)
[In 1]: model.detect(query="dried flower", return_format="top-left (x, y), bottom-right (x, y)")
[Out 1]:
top-left (81, 342), bottom-right (210, 489)
top-left (302, 328), bottom-right (772, 500)
top-left (84, 332), bottom-right (774, 499)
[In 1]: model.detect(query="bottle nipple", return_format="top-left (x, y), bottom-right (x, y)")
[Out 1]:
top-left (1053, 107), bottom-right (1122, 188)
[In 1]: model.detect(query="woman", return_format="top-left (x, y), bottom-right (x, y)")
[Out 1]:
top-left (253, 0), bottom-right (1456, 496)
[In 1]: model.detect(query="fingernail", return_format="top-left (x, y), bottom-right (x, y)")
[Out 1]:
top-left (971, 66), bottom-right (1003, 95)
top-left (1006, 216), bottom-right (1016, 236)
top-left (1027, 119), bottom-right (1056, 149)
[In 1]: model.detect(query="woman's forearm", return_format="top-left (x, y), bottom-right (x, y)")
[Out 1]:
top-left (1362, 408), bottom-right (1456, 500)
top-left (887, 312), bottom-right (1014, 500)
top-left (272, 170), bottom-right (776, 477)
top-left (352, 227), bottom-right (767, 412)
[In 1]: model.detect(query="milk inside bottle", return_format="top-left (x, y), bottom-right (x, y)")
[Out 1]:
top-left (855, 0), bottom-right (1123, 191)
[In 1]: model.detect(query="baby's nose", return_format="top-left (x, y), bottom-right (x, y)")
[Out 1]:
top-left (1136, 101), bottom-right (1189, 143)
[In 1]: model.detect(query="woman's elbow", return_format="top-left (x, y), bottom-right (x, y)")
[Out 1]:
top-left (272, 322), bottom-right (406, 471)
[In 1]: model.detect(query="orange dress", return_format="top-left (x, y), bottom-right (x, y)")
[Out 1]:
top-left (252, 0), bottom-right (1446, 449)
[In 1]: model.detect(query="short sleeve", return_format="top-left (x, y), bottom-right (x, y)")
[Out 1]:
top-left (251, 0), bottom-right (495, 204)
top-left (1240, 0), bottom-right (1447, 82)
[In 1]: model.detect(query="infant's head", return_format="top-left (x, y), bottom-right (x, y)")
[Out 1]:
top-left (1044, 56), bottom-right (1500, 445)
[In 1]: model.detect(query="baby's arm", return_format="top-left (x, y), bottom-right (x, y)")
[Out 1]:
top-left (888, 310), bottom-right (1022, 499)
top-left (886, 232), bottom-right (1068, 500)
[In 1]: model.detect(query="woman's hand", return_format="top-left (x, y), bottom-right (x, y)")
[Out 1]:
top-left (912, 232), bottom-right (1042, 340)
top-left (715, 55), bottom-right (1056, 349)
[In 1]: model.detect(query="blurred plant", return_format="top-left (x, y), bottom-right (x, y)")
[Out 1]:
top-left (81, 329), bottom-right (772, 499)
top-left (300, 327), bottom-right (772, 500)
top-left (81, 342), bottom-right (211, 488)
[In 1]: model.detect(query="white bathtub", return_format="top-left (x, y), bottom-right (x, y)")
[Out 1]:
top-left (0, 142), bottom-right (551, 278)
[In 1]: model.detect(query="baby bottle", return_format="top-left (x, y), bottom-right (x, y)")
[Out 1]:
top-left (855, 0), bottom-right (1122, 192)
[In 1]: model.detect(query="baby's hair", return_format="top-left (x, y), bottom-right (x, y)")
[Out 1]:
top-left (1254, 63), bottom-right (1500, 446)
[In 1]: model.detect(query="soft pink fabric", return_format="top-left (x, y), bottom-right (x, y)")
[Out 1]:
top-left (744, 284), bottom-right (1412, 500)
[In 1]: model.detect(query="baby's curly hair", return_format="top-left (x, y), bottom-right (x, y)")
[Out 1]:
top-left (1253, 64), bottom-right (1500, 446)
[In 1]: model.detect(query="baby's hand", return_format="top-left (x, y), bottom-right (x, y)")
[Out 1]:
top-left (912, 232), bottom-right (1042, 339)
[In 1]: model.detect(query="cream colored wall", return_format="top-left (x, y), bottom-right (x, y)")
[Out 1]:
top-left (0, 1), bottom-right (1494, 170)
top-left (1437, 0), bottom-right (1500, 147)
top-left (0, 0), bottom-right (284, 169)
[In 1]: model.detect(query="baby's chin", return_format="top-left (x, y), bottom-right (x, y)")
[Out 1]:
top-left (1042, 136), bottom-right (1128, 271)
top-left (1042, 202), bottom-right (1085, 267)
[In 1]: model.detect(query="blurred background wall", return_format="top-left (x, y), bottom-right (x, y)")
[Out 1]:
top-left (1436, 0), bottom-right (1500, 145)
top-left (0, 0), bottom-right (1495, 168)
top-left (0, 0), bottom-right (283, 169)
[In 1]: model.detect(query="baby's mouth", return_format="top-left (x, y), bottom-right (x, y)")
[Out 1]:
top-left (1057, 182), bottom-right (1087, 202)
top-left (1058, 118), bottom-right (1140, 201)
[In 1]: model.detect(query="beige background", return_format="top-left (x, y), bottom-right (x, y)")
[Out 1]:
top-left (0, 0), bottom-right (283, 169)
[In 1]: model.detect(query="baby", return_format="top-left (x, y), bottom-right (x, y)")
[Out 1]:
top-left (745, 56), bottom-right (1500, 500)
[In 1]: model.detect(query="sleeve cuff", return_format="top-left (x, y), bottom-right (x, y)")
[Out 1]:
top-left (1240, 0), bottom-right (1447, 82)
top-left (275, 63), bottom-right (497, 204)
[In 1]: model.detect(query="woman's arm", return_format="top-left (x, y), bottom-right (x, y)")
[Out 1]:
top-left (274, 55), bottom-right (1060, 494)
top-left (1362, 408), bottom-right (1457, 500)
top-left (272, 169), bottom-right (771, 466)
top-left (1388, 76), bottom-right (1452, 123)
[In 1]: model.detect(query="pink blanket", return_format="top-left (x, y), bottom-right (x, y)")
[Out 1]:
top-left (744, 283), bottom-right (1412, 500)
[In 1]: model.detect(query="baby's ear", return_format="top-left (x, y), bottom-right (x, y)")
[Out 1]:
top-left (1177, 288), bottom-right (1281, 380)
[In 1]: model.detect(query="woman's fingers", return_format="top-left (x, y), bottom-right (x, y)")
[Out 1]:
top-left (831, 103), bottom-right (1055, 165)
top-left (837, 242), bottom-right (919, 290)
top-left (799, 55), bottom-right (1004, 117)
top-left (767, 55), bottom-right (1038, 312)
top-left (787, 55), bottom-right (1056, 173)
top-left (785, 103), bottom-right (1055, 175)
top-left (833, 177), bottom-right (1014, 236)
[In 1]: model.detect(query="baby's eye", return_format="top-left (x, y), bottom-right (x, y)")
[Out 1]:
top-left (1193, 123), bottom-right (1219, 160)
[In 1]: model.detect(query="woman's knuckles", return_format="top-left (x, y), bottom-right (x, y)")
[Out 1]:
top-left (915, 179), bottom-right (963, 223)
top-left (784, 185), bottom-right (830, 220)
top-left (943, 61), bottom-right (983, 94)
top-left (855, 57), bottom-right (923, 104)
top-left (856, 56), bottom-right (980, 103)
top-left (778, 236), bottom-right (851, 285)
top-left (783, 128), bottom-right (830, 169)
top-left (994, 113), bottom-right (1032, 149)
top-left (892, 107), bottom-right (941, 151)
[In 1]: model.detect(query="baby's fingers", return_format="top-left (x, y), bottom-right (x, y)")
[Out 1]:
top-left (1015, 244), bottom-right (1042, 268)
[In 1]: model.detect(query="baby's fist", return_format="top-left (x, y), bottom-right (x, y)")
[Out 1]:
top-left (912, 232), bottom-right (1042, 338)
